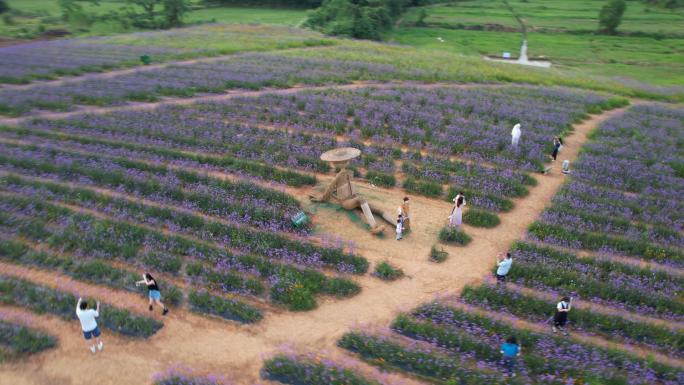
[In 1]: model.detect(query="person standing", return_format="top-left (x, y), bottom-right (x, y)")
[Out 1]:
top-left (399, 197), bottom-right (411, 231)
top-left (551, 136), bottom-right (563, 161)
top-left (136, 273), bottom-right (169, 315)
top-left (511, 123), bottom-right (522, 148)
top-left (396, 217), bottom-right (403, 241)
top-left (496, 253), bottom-right (513, 283)
top-left (552, 296), bottom-right (572, 335)
top-left (500, 336), bottom-right (521, 376)
top-left (449, 193), bottom-right (466, 227)
top-left (76, 297), bottom-right (103, 354)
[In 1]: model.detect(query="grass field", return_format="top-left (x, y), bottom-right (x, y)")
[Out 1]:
top-left (389, 0), bottom-right (684, 88)
top-left (401, 0), bottom-right (684, 35)
top-left (1, 1), bottom-right (308, 39)
top-left (385, 27), bottom-right (684, 86)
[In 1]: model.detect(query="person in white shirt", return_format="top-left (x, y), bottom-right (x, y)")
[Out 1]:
top-left (76, 297), bottom-right (103, 354)
top-left (396, 217), bottom-right (403, 241)
top-left (552, 296), bottom-right (572, 336)
top-left (496, 253), bottom-right (513, 283)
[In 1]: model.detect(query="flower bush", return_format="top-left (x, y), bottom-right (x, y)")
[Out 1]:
top-left (372, 261), bottom-right (404, 281)
top-left (187, 291), bottom-right (262, 324)
top-left (262, 354), bottom-right (381, 385)
top-left (438, 227), bottom-right (472, 246)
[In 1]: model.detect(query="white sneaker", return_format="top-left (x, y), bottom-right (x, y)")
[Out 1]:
top-left (97, 341), bottom-right (104, 351)
top-left (90, 345), bottom-right (97, 354)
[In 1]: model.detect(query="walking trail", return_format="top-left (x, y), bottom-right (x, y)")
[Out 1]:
top-left (0, 85), bottom-right (632, 384)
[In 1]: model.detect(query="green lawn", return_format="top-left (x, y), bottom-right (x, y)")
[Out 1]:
top-left (385, 27), bottom-right (684, 86)
top-left (402, 0), bottom-right (684, 35)
top-left (1, 1), bottom-right (308, 39)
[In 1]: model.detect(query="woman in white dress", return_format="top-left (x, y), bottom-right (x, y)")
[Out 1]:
top-left (449, 193), bottom-right (466, 227)
top-left (511, 123), bottom-right (521, 148)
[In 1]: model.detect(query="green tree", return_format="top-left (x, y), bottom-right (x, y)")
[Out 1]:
top-left (598, 0), bottom-right (627, 34)
top-left (0, 0), bottom-right (9, 15)
top-left (162, 0), bottom-right (189, 27)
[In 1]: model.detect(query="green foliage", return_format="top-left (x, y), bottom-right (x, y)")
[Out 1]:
top-left (0, 320), bottom-right (56, 361)
top-left (162, 0), bottom-right (189, 28)
top-left (364, 170), bottom-right (396, 187)
top-left (0, 238), bottom-right (183, 306)
top-left (429, 245), bottom-right (448, 262)
top-left (528, 221), bottom-right (684, 265)
top-left (0, 276), bottom-right (163, 338)
top-left (599, 0), bottom-right (627, 34)
top-left (438, 226), bottom-right (472, 246)
top-left (188, 290), bottom-right (263, 324)
top-left (373, 261), bottom-right (404, 281)
top-left (403, 176), bottom-right (443, 198)
top-left (508, 242), bottom-right (684, 316)
top-left (338, 332), bottom-right (495, 383)
top-left (0, 1), bottom-right (9, 15)
top-left (461, 284), bottom-right (684, 355)
top-left (305, 0), bottom-right (410, 40)
top-left (463, 209), bottom-right (500, 228)
top-left (262, 354), bottom-right (380, 385)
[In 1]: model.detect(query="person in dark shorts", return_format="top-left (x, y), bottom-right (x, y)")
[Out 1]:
top-left (551, 136), bottom-right (563, 161)
top-left (496, 252), bottom-right (513, 283)
top-left (137, 273), bottom-right (168, 315)
top-left (76, 297), bottom-right (103, 354)
top-left (500, 336), bottom-right (521, 376)
top-left (552, 296), bottom-right (572, 335)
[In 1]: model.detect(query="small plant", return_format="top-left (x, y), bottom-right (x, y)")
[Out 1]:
top-left (438, 227), bottom-right (472, 246)
top-left (373, 261), bottom-right (404, 281)
top-left (463, 209), bottom-right (501, 228)
top-left (188, 290), bottom-right (263, 324)
top-left (365, 171), bottom-right (396, 187)
top-left (429, 245), bottom-right (448, 263)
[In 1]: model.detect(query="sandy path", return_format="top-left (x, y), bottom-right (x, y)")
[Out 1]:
top-left (0, 103), bottom-right (635, 385)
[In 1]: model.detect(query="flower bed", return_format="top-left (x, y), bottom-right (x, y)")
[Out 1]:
top-left (0, 276), bottom-right (163, 338)
top-left (262, 354), bottom-right (380, 385)
top-left (460, 284), bottom-right (684, 357)
top-left (0, 194), bottom-right (361, 312)
top-left (0, 54), bottom-right (412, 115)
top-left (0, 238), bottom-right (183, 306)
top-left (0, 320), bottom-right (56, 361)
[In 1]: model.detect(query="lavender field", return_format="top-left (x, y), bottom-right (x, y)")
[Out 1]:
top-left (1, 22), bottom-right (683, 385)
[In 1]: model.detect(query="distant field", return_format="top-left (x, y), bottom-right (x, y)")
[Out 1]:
top-left (402, 0), bottom-right (684, 35)
top-left (385, 27), bottom-right (684, 86)
top-left (1, 1), bottom-right (308, 39)
top-left (391, 0), bottom-right (684, 87)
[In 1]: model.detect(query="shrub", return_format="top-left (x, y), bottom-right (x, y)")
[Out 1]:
top-left (188, 290), bottom-right (263, 324)
top-left (364, 170), bottom-right (396, 187)
top-left (438, 227), bottom-right (472, 246)
top-left (403, 177), bottom-right (443, 198)
top-left (599, 0), bottom-right (627, 34)
top-left (262, 354), bottom-right (380, 385)
top-left (463, 209), bottom-right (500, 228)
top-left (429, 245), bottom-right (448, 263)
top-left (373, 261), bottom-right (404, 281)
top-left (322, 277), bottom-right (362, 297)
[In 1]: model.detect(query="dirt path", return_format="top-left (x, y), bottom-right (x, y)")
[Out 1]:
top-left (0, 82), bottom-right (502, 126)
top-left (0, 104), bottom-right (637, 385)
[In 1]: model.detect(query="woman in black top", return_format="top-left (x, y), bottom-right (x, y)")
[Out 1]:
top-left (552, 296), bottom-right (571, 335)
top-left (136, 273), bottom-right (168, 315)
top-left (551, 136), bottom-right (563, 161)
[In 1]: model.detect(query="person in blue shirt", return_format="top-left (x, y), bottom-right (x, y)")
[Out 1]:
top-left (500, 336), bottom-right (521, 376)
top-left (496, 252), bottom-right (513, 283)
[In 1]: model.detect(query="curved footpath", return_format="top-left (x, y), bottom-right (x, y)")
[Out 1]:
top-left (0, 87), bottom-right (637, 385)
